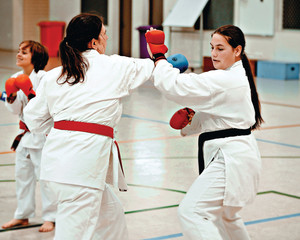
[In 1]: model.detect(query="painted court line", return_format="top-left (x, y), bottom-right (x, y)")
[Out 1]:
top-left (261, 101), bottom-right (300, 109)
top-left (0, 182), bottom-right (299, 234)
top-left (0, 224), bottom-right (42, 233)
top-left (0, 151), bottom-right (14, 155)
top-left (144, 233), bottom-right (183, 240)
top-left (1, 211), bottom-right (299, 236)
top-left (261, 124), bottom-right (300, 130)
top-left (143, 213), bottom-right (300, 240)
top-left (245, 212), bottom-right (300, 225)
top-left (0, 123), bottom-right (18, 127)
top-left (256, 138), bottom-right (300, 149)
top-left (122, 114), bottom-right (169, 125)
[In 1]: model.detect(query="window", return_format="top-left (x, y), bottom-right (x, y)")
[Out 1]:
top-left (283, 0), bottom-right (300, 29)
top-left (81, 0), bottom-right (108, 25)
top-left (194, 0), bottom-right (233, 30)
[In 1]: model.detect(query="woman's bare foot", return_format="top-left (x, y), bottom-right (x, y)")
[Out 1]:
top-left (1, 219), bottom-right (29, 229)
top-left (39, 221), bottom-right (55, 232)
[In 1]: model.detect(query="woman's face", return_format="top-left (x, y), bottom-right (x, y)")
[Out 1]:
top-left (210, 33), bottom-right (241, 70)
top-left (16, 43), bottom-right (33, 68)
top-left (94, 24), bottom-right (108, 54)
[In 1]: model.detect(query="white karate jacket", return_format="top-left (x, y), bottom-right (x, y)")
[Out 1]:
top-left (24, 50), bottom-right (154, 191)
top-left (153, 60), bottom-right (262, 207)
top-left (5, 70), bottom-right (47, 149)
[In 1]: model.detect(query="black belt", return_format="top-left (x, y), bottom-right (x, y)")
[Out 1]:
top-left (198, 128), bottom-right (251, 174)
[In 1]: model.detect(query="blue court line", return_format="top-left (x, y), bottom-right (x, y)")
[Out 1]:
top-left (122, 114), bottom-right (169, 125)
top-left (122, 114), bottom-right (300, 149)
top-left (0, 115), bottom-right (168, 127)
top-left (143, 233), bottom-right (183, 240)
top-left (1, 115), bottom-right (300, 149)
top-left (256, 138), bottom-right (300, 149)
top-left (0, 123), bottom-right (18, 127)
top-left (143, 213), bottom-right (300, 240)
top-left (245, 212), bottom-right (300, 225)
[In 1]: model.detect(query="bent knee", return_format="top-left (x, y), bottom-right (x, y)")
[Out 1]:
top-left (178, 200), bottom-right (194, 220)
top-left (178, 199), bottom-right (211, 221)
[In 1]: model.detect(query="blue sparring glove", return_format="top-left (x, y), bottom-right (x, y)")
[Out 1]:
top-left (0, 91), bottom-right (7, 102)
top-left (167, 54), bottom-right (189, 73)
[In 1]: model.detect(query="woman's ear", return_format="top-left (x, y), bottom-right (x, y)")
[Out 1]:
top-left (88, 39), bottom-right (97, 49)
top-left (235, 45), bottom-right (242, 57)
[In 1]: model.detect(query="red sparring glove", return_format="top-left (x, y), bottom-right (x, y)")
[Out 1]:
top-left (145, 30), bottom-right (168, 62)
top-left (169, 107), bottom-right (195, 130)
top-left (15, 74), bottom-right (36, 100)
top-left (5, 77), bottom-right (19, 102)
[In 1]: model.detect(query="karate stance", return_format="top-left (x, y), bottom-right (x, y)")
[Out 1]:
top-left (24, 13), bottom-right (155, 240)
top-left (146, 25), bottom-right (263, 239)
top-left (2, 40), bottom-right (56, 232)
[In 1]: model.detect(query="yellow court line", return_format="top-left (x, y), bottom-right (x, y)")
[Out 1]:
top-left (261, 124), bottom-right (300, 130)
top-left (261, 101), bottom-right (300, 109)
top-left (0, 124), bottom-right (299, 152)
top-left (118, 135), bottom-right (184, 143)
top-left (119, 124), bottom-right (300, 143)
top-left (0, 151), bottom-right (14, 155)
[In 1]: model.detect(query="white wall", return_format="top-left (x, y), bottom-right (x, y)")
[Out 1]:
top-left (49, 0), bottom-right (149, 56)
top-left (1, 0), bottom-right (299, 62)
top-left (49, 0), bottom-right (120, 55)
top-left (0, 0), bottom-right (23, 50)
top-left (0, 0), bottom-right (14, 50)
top-left (131, 0), bottom-right (149, 58)
top-left (49, 0), bottom-right (80, 24)
top-left (106, 0), bottom-right (119, 55)
top-left (12, 0), bottom-right (23, 50)
top-left (163, 0), bottom-right (300, 66)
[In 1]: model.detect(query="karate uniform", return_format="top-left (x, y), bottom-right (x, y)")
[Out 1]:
top-left (5, 70), bottom-right (56, 222)
top-left (152, 60), bottom-right (262, 240)
top-left (24, 49), bottom-right (154, 240)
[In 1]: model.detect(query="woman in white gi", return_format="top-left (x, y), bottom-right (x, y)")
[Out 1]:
top-left (147, 25), bottom-right (263, 239)
top-left (2, 40), bottom-right (56, 232)
top-left (24, 13), bottom-right (154, 240)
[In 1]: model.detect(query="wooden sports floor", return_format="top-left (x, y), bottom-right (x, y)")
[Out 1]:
top-left (0, 51), bottom-right (299, 239)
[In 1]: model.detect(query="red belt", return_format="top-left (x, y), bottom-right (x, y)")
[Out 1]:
top-left (54, 120), bottom-right (124, 175)
top-left (54, 121), bottom-right (114, 139)
top-left (11, 121), bottom-right (30, 151)
top-left (19, 120), bottom-right (30, 132)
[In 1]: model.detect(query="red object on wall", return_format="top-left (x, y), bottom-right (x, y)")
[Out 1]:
top-left (203, 56), bottom-right (215, 72)
top-left (203, 56), bottom-right (257, 76)
top-left (38, 21), bottom-right (65, 57)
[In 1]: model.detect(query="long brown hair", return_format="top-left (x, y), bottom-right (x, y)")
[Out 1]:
top-left (212, 25), bottom-right (264, 130)
top-left (58, 13), bottom-right (103, 85)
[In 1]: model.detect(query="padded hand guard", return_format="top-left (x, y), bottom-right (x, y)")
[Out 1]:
top-left (167, 54), bottom-right (189, 73)
top-left (169, 107), bottom-right (195, 130)
top-left (15, 74), bottom-right (36, 100)
top-left (145, 30), bottom-right (168, 61)
top-left (5, 77), bottom-right (18, 100)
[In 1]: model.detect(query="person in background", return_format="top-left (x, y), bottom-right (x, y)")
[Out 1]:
top-left (2, 40), bottom-right (56, 232)
top-left (23, 13), bottom-right (155, 240)
top-left (146, 25), bottom-right (263, 240)
top-left (0, 91), bottom-right (7, 101)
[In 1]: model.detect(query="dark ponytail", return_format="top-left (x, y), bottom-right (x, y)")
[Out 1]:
top-left (58, 38), bottom-right (88, 85)
top-left (241, 53), bottom-right (263, 129)
top-left (58, 13), bottom-right (103, 85)
top-left (213, 25), bottom-right (264, 130)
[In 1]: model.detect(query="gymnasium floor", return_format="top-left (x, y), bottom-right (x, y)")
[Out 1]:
top-left (0, 51), bottom-right (299, 240)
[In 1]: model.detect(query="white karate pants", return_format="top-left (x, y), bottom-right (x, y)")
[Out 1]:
top-left (178, 154), bottom-right (251, 240)
top-left (46, 181), bottom-right (128, 240)
top-left (14, 146), bottom-right (56, 222)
